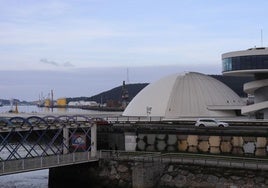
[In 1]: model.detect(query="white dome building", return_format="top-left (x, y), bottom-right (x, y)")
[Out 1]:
top-left (123, 72), bottom-right (244, 118)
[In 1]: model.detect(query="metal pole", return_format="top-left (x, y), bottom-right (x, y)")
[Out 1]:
top-left (41, 157), bottom-right (43, 168)
top-left (91, 123), bottom-right (97, 158)
top-left (63, 127), bottom-right (69, 154)
top-left (22, 159), bottom-right (25, 170)
top-left (57, 155), bottom-right (60, 164)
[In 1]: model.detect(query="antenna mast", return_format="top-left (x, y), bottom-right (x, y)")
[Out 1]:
top-left (261, 29), bottom-right (263, 47)
top-left (126, 68), bottom-right (129, 83)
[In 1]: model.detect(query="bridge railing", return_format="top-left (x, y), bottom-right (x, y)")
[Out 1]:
top-left (0, 115), bottom-right (94, 129)
top-left (99, 150), bottom-right (268, 170)
top-left (99, 150), bottom-right (162, 162)
top-left (0, 152), bottom-right (98, 176)
top-left (160, 153), bottom-right (268, 170)
top-left (106, 116), bottom-right (164, 124)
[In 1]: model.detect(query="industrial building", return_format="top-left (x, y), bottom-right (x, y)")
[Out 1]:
top-left (57, 98), bottom-right (67, 107)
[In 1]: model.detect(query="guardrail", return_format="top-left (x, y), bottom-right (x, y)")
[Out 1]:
top-left (99, 150), bottom-right (162, 162)
top-left (99, 150), bottom-right (268, 170)
top-left (160, 153), bottom-right (268, 170)
top-left (0, 152), bottom-right (98, 176)
top-left (105, 116), bottom-right (268, 126)
top-left (2, 115), bottom-right (268, 128)
top-left (106, 116), bottom-right (165, 124)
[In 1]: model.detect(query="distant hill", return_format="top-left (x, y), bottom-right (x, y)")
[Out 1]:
top-left (66, 75), bottom-right (253, 104)
top-left (66, 83), bottom-right (148, 104)
top-left (0, 99), bottom-right (12, 105)
top-left (0, 99), bottom-right (32, 106)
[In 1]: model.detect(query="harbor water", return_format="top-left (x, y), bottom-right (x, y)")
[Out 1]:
top-left (0, 105), bottom-right (122, 117)
top-left (0, 170), bottom-right (48, 188)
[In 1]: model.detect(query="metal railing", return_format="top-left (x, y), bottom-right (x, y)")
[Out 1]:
top-left (0, 115), bottom-right (94, 130)
top-left (99, 150), bottom-right (268, 170)
top-left (2, 150), bottom-right (268, 176)
top-left (106, 116), bottom-right (164, 124)
top-left (0, 152), bottom-right (98, 176)
top-left (160, 153), bottom-right (268, 170)
top-left (99, 150), bottom-right (162, 162)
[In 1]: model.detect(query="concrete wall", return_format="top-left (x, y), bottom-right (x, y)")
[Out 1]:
top-left (135, 133), bottom-right (268, 157)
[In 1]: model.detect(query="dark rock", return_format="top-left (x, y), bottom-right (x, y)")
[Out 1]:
top-left (118, 180), bottom-right (128, 187)
top-left (187, 173), bottom-right (195, 180)
top-left (230, 176), bottom-right (241, 181)
top-left (110, 166), bottom-right (117, 176)
top-left (218, 177), bottom-right (227, 184)
top-left (167, 165), bottom-right (174, 172)
top-left (117, 164), bottom-right (128, 173)
top-left (255, 177), bottom-right (265, 184)
top-left (99, 168), bottom-right (109, 177)
top-left (174, 174), bottom-right (187, 183)
top-left (207, 175), bottom-right (219, 184)
top-left (161, 174), bottom-right (173, 182)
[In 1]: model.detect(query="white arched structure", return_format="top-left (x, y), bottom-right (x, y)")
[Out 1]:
top-left (123, 72), bottom-right (244, 118)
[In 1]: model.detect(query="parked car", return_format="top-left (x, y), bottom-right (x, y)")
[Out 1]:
top-left (195, 118), bottom-right (229, 127)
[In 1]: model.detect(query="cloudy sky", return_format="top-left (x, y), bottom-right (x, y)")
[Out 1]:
top-left (0, 0), bottom-right (267, 101)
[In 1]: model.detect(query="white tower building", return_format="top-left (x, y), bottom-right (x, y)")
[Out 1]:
top-left (222, 47), bottom-right (268, 119)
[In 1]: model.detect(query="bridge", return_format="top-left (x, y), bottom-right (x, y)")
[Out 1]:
top-left (1, 115), bottom-right (268, 177)
top-left (0, 115), bottom-right (97, 175)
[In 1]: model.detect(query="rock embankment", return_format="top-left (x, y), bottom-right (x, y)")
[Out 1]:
top-left (98, 160), bottom-right (268, 187)
top-left (49, 160), bottom-right (268, 187)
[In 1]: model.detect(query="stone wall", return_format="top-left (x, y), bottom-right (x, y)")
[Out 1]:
top-left (97, 160), bottom-right (268, 187)
top-left (49, 159), bottom-right (268, 188)
top-left (136, 134), bottom-right (268, 157)
top-left (159, 164), bottom-right (268, 188)
top-left (98, 160), bottom-right (132, 187)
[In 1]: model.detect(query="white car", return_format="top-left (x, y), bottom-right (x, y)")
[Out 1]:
top-left (195, 118), bottom-right (229, 127)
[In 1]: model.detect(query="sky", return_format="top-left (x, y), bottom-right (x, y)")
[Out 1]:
top-left (0, 0), bottom-right (267, 101)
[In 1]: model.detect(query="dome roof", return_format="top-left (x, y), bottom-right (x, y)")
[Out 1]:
top-left (123, 72), bottom-right (244, 118)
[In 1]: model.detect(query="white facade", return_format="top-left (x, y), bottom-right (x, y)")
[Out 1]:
top-left (68, 101), bottom-right (80, 106)
top-left (68, 100), bottom-right (98, 107)
top-left (123, 72), bottom-right (244, 118)
top-left (80, 101), bottom-right (98, 106)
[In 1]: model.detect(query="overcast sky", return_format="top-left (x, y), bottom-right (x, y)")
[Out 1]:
top-left (0, 0), bottom-right (267, 101)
